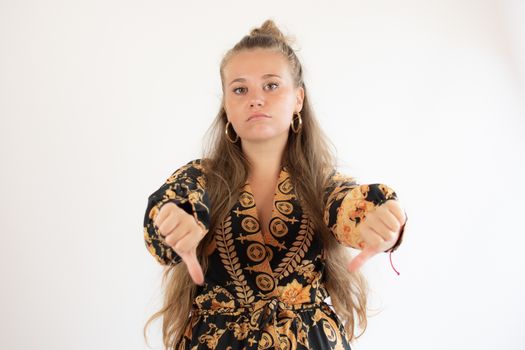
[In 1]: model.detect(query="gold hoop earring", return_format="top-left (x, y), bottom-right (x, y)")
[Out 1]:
top-left (291, 112), bottom-right (302, 133)
top-left (225, 121), bottom-right (239, 143)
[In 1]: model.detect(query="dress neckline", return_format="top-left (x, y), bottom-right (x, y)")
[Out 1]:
top-left (243, 166), bottom-right (287, 234)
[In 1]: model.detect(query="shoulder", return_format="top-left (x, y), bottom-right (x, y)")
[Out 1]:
top-left (166, 158), bottom-right (204, 183)
top-left (326, 169), bottom-right (358, 188)
top-left (166, 158), bottom-right (208, 185)
top-left (331, 170), bottom-right (356, 183)
top-left (323, 169), bottom-right (359, 203)
top-left (183, 158), bottom-right (205, 172)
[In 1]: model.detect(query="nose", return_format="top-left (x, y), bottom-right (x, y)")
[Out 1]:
top-left (249, 90), bottom-right (265, 108)
top-left (249, 99), bottom-right (264, 108)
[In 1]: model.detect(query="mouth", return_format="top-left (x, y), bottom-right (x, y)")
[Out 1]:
top-left (247, 113), bottom-right (271, 121)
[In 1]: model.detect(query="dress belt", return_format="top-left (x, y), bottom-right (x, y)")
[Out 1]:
top-left (192, 296), bottom-right (325, 349)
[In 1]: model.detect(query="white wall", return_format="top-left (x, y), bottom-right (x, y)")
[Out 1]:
top-left (1, 0), bottom-right (524, 349)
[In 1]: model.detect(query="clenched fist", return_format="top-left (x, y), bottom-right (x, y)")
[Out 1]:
top-left (348, 199), bottom-right (407, 272)
top-left (153, 202), bottom-right (207, 285)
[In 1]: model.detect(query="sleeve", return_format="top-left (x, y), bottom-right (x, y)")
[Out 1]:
top-left (143, 159), bottom-right (211, 266)
top-left (323, 171), bottom-right (407, 253)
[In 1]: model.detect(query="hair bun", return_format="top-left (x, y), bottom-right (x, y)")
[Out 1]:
top-left (249, 19), bottom-right (296, 47)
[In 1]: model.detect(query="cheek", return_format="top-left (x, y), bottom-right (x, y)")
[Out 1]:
top-left (277, 94), bottom-right (297, 118)
top-left (224, 98), bottom-right (240, 117)
top-left (278, 90), bottom-right (298, 108)
top-left (223, 97), bottom-right (233, 111)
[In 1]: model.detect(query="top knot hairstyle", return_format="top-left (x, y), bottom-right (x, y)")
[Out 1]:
top-left (144, 19), bottom-right (369, 350)
top-left (249, 19), bottom-right (292, 43)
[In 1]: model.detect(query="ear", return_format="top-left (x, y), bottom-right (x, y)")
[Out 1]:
top-left (295, 86), bottom-right (304, 112)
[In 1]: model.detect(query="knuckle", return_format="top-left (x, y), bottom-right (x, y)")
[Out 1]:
top-left (157, 224), bottom-right (166, 236)
top-left (159, 201), bottom-right (174, 213)
top-left (182, 214), bottom-right (194, 225)
top-left (393, 222), bottom-right (401, 232)
top-left (360, 220), bottom-right (372, 231)
top-left (165, 234), bottom-right (176, 247)
top-left (386, 199), bottom-right (399, 207)
top-left (194, 227), bottom-right (205, 239)
top-left (358, 227), bottom-right (369, 240)
top-left (153, 216), bottom-right (162, 229)
top-left (175, 241), bottom-right (190, 254)
top-left (385, 231), bottom-right (396, 242)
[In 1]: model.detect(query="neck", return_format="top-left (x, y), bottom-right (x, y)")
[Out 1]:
top-left (241, 134), bottom-right (287, 181)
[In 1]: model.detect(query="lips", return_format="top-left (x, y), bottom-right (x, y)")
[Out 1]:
top-left (247, 113), bottom-right (270, 121)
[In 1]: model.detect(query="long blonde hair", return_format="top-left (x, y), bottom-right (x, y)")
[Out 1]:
top-left (144, 19), bottom-right (369, 349)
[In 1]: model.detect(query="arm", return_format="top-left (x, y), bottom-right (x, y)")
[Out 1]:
top-left (143, 159), bottom-right (211, 265)
top-left (323, 171), bottom-right (407, 252)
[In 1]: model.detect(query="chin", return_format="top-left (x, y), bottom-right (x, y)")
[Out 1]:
top-left (240, 130), bottom-right (288, 143)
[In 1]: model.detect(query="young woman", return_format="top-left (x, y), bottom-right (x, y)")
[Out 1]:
top-left (143, 19), bottom-right (408, 350)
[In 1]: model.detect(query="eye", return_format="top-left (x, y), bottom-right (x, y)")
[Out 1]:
top-left (232, 87), bottom-right (246, 95)
top-left (265, 82), bottom-right (279, 90)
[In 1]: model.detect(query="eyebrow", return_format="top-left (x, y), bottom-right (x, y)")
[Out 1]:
top-left (228, 74), bottom-right (282, 86)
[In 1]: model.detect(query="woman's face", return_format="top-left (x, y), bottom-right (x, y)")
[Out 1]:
top-left (222, 49), bottom-right (304, 143)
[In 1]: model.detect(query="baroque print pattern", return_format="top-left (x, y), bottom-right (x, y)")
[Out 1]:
top-left (143, 159), bottom-right (407, 349)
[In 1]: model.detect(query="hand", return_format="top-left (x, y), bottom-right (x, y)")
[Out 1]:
top-left (153, 202), bottom-right (207, 285)
top-left (347, 199), bottom-right (406, 272)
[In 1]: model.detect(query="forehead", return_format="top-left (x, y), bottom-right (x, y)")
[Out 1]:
top-left (223, 49), bottom-right (292, 80)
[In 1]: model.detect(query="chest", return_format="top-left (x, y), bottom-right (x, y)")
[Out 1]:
top-left (248, 180), bottom-right (277, 233)
top-left (206, 175), bottom-right (325, 295)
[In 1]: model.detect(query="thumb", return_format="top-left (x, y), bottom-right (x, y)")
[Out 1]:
top-left (347, 245), bottom-right (380, 273)
top-left (179, 249), bottom-right (205, 286)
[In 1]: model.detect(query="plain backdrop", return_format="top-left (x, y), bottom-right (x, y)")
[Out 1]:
top-left (1, 0), bottom-right (524, 349)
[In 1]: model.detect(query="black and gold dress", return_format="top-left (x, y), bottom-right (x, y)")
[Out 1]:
top-left (143, 159), bottom-right (406, 350)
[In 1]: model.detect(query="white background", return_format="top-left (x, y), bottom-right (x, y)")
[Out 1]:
top-left (1, 0), bottom-right (524, 349)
